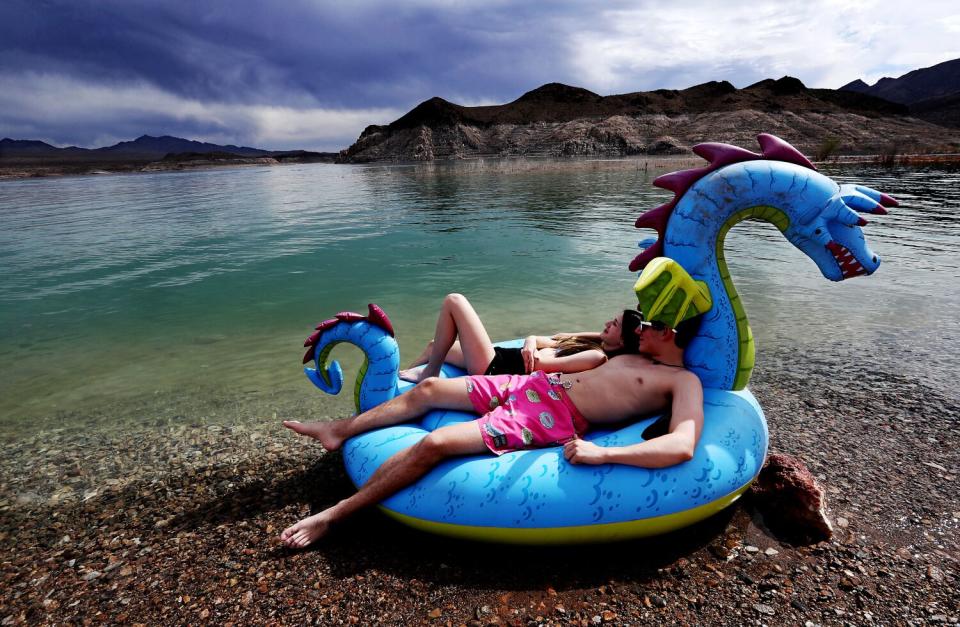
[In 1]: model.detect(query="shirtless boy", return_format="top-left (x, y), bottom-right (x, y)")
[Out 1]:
top-left (280, 314), bottom-right (704, 548)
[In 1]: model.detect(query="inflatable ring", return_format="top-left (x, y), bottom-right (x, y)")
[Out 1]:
top-left (302, 134), bottom-right (892, 543)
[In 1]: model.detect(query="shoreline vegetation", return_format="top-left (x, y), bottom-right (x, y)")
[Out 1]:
top-left (4, 151), bottom-right (960, 182)
top-left (1, 347), bottom-right (956, 624)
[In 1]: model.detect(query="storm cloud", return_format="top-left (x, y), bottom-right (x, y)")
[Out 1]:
top-left (2, 0), bottom-right (957, 150)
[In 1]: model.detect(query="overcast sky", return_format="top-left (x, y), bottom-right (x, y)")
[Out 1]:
top-left (2, 0), bottom-right (958, 151)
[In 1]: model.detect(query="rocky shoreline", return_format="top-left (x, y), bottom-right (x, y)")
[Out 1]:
top-left (1, 350), bottom-right (957, 625)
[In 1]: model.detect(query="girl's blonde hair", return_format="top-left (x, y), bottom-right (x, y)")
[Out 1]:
top-left (554, 336), bottom-right (605, 358)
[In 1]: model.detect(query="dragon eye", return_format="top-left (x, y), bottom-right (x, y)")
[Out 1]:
top-left (814, 228), bottom-right (822, 235)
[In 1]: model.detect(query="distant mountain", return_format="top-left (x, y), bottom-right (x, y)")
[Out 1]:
top-left (0, 135), bottom-right (270, 162)
top-left (96, 135), bottom-right (270, 159)
top-left (0, 135), bottom-right (338, 178)
top-left (341, 77), bottom-right (959, 162)
top-left (841, 58), bottom-right (960, 128)
top-left (840, 58), bottom-right (960, 104)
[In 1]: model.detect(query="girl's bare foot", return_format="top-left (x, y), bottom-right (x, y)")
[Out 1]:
top-left (398, 366), bottom-right (428, 383)
top-left (282, 420), bottom-right (345, 451)
top-left (280, 511), bottom-right (332, 548)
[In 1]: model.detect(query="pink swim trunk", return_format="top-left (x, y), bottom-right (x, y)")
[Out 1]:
top-left (466, 371), bottom-right (590, 455)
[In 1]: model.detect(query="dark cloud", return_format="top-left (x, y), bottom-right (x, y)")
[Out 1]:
top-left (0, 1), bottom-right (953, 149)
top-left (0, 0), bottom-right (584, 109)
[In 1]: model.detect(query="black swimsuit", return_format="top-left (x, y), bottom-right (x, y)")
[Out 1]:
top-left (483, 347), bottom-right (526, 376)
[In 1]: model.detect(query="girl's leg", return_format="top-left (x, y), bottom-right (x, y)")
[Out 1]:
top-left (401, 294), bottom-right (495, 382)
top-left (402, 340), bottom-right (466, 372)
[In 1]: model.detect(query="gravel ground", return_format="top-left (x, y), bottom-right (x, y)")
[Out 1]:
top-left (1, 351), bottom-right (957, 626)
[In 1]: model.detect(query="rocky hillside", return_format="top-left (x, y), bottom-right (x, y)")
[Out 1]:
top-left (841, 57), bottom-right (960, 128)
top-left (340, 78), bottom-right (960, 162)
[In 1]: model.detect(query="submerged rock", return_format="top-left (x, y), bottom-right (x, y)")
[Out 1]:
top-left (749, 453), bottom-right (833, 543)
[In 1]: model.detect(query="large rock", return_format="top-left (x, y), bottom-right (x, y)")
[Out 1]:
top-left (748, 453), bottom-right (833, 544)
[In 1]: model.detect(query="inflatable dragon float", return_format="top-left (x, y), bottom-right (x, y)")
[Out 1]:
top-left (301, 133), bottom-right (894, 543)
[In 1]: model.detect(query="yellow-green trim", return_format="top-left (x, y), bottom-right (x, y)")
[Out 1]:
top-left (316, 341), bottom-right (338, 387)
top-left (715, 206), bottom-right (790, 390)
top-left (315, 339), bottom-right (369, 413)
top-left (353, 358), bottom-right (368, 413)
top-left (378, 482), bottom-right (753, 545)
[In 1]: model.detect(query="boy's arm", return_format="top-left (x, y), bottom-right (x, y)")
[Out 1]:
top-left (563, 372), bottom-right (704, 468)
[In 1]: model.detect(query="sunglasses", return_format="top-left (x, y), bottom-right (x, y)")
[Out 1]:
top-left (637, 320), bottom-right (674, 333)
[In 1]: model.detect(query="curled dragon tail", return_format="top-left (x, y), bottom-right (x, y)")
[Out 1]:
top-left (302, 303), bottom-right (400, 413)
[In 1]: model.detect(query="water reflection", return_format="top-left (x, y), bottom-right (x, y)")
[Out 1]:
top-left (1, 160), bottom-right (958, 427)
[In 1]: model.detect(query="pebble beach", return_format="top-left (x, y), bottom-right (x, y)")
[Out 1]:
top-left (2, 344), bottom-right (957, 626)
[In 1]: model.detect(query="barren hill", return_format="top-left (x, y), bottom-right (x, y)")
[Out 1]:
top-left (340, 77), bottom-right (960, 162)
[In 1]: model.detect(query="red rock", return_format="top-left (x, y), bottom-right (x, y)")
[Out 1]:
top-left (748, 453), bottom-right (833, 543)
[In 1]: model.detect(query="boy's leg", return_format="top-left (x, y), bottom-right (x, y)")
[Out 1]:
top-left (283, 377), bottom-right (476, 450)
top-left (280, 419), bottom-right (487, 548)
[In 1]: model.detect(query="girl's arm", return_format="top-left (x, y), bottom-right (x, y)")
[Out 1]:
top-left (551, 331), bottom-right (602, 341)
top-left (521, 335), bottom-right (557, 373)
top-left (533, 349), bottom-right (607, 374)
top-left (527, 335), bottom-right (559, 349)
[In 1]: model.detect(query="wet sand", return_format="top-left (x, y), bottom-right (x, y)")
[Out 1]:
top-left (1, 349), bottom-right (957, 625)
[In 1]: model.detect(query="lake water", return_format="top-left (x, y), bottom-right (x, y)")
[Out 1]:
top-left (2, 160), bottom-right (958, 436)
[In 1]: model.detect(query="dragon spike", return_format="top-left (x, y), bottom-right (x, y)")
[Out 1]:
top-left (302, 345), bottom-right (315, 365)
top-left (366, 303), bottom-right (395, 337)
top-left (303, 329), bottom-right (322, 347)
top-left (635, 202), bottom-right (674, 230)
top-left (314, 318), bottom-right (339, 332)
top-left (335, 311), bottom-right (365, 323)
top-left (692, 142), bottom-right (760, 167)
top-left (756, 133), bottom-right (817, 171)
top-left (653, 168), bottom-right (709, 194)
top-left (629, 241), bottom-right (664, 272)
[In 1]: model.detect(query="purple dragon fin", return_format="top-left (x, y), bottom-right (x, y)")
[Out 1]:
top-left (692, 142), bottom-right (760, 167)
top-left (757, 133), bottom-right (817, 171)
top-left (366, 303), bottom-right (395, 337)
top-left (632, 134), bottom-right (819, 272)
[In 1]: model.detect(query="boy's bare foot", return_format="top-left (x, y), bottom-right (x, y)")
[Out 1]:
top-left (280, 512), bottom-right (332, 548)
top-left (282, 420), bottom-right (345, 451)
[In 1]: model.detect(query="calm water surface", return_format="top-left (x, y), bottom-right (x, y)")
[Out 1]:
top-left (1, 161), bottom-right (958, 435)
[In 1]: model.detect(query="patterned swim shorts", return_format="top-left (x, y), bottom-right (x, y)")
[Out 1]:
top-left (465, 371), bottom-right (590, 455)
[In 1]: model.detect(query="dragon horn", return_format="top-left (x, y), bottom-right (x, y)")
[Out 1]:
top-left (838, 207), bottom-right (868, 227)
top-left (854, 184), bottom-right (898, 209)
top-left (366, 303), bottom-right (395, 337)
top-left (840, 185), bottom-right (889, 215)
top-left (757, 133), bottom-right (817, 171)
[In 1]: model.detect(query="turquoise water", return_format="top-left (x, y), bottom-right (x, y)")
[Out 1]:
top-left (2, 161), bottom-right (959, 434)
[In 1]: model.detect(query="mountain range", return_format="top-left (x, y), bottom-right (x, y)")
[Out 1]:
top-left (341, 59), bottom-right (960, 162)
top-left (840, 57), bottom-right (960, 128)
top-left (0, 135), bottom-right (336, 163)
top-left (4, 58), bottom-right (960, 171)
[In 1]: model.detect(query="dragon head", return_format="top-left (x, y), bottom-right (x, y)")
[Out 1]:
top-left (785, 181), bottom-right (896, 281)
